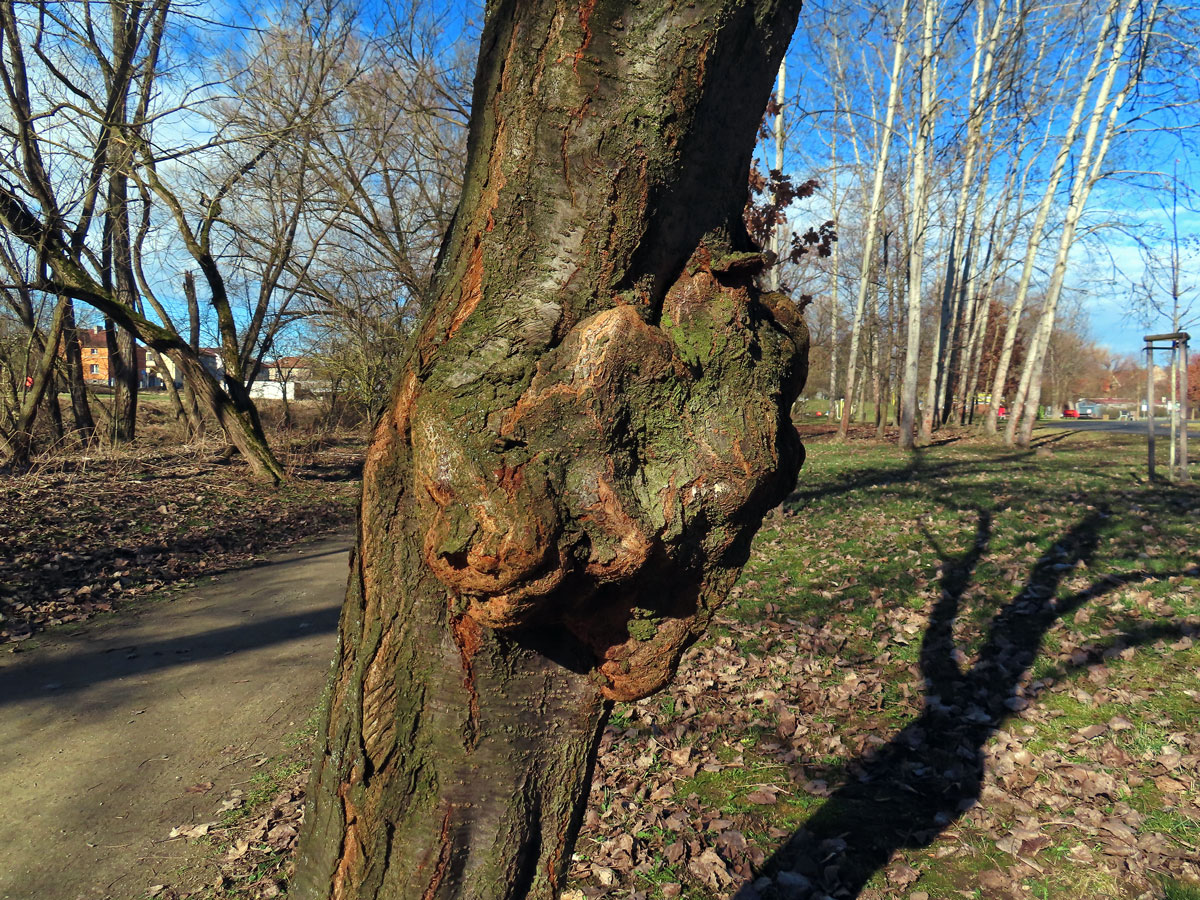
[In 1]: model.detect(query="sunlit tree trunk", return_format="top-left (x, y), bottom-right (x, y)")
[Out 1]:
top-left (898, 0), bottom-right (937, 450)
top-left (984, 0), bottom-right (1121, 435)
top-left (180, 272), bottom-right (206, 439)
top-left (1009, 0), bottom-right (1154, 447)
top-left (291, 1), bottom-right (809, 897)
top-left (836, 0), bottom-right (908, 442)
top-left (920, 0), bottom-right (1005, 439)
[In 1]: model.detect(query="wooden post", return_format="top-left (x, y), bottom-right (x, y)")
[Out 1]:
top-left (1147, 345), bottom-right (1156, 480)
top-left (1180, 337), bottom-right (1190, 482)
top-left (1144, 334), bottom-right (1193, 481)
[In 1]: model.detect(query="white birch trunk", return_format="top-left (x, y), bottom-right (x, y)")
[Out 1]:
top-left (1009, 0), bottom-right (1156, 447)
top-left (836, 0), bottom-right (909, 442)
top-left (984, 0), bottom-right (1122, 435)
top-left (898, 0), bottom-right (937, 450)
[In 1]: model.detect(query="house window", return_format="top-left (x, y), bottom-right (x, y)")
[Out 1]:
top-left (89, 348), bottom-right (97, 354)
top-left (89, 364), bottom-right (99, 375)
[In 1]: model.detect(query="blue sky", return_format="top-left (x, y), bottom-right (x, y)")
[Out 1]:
top-left (769, 0), bottom-right (1200, 363)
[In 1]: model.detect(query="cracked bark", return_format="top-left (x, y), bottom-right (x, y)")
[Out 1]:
top-left (293, 1), bottom-right (807, 897)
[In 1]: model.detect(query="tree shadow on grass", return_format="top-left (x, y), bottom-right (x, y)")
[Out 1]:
top-left (743, 507), bottom-right (1198, 900)
top-left (784, 447), bottom-right (1032, 510)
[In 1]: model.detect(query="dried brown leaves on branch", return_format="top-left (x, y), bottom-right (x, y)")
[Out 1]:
top-left (743, 165), bottom-right (835, 269)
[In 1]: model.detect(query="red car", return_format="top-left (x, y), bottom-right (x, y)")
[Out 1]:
top-left (1063, 408), bottom-right (1080, 418)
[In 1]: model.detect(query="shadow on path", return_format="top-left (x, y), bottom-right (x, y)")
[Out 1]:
top-left (0, 605), bottom-right (340, 709)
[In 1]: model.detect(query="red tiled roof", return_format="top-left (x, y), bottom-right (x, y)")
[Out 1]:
top-left (78, 327), bottom-right (108, 349)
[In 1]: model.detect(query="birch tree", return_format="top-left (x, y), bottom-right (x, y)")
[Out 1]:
top-left (919, 0), bottom-right (1007, 440)
top-left (834, 1), bottom-right (909, 441)
top-left (1008, 0), bottom-right (1160, 447)
top-left (897, 0), bottom-right (939, 449)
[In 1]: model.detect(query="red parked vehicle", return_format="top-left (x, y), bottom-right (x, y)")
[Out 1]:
top-left (1063, 408), bottom-right (1080, 418)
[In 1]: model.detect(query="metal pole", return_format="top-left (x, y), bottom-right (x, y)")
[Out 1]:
top-left (1147, 345), bottom-right (1156, 481)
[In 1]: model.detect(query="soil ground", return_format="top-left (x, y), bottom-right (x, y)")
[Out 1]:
top-left (0, 531), bottom-right (351, 900)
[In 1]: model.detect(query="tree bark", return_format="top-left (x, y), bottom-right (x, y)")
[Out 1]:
top-left (293, 1), bottom-right (808, 897)
top-left (984, 0), bottom-right (1121, 436)
top-left (3, 293), bottom-right (68, 467)
top-left (105, 321), bottom-right (139, 442)
top-left (180, 271), bottom-right (207, 439)
top-left (898, 0), bottom-right (937, 450)
top-left (60, 297), bottom-right (96, 440)
top-left (835, 0), bottom-right (907, 442)
top-left (1008, 0), bottom-right (1152, 448)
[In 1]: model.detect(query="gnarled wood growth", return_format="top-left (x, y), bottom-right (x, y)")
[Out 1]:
top-left (293, 0), bottom-right (808, 897)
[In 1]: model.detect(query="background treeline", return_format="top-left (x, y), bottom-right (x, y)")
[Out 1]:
top-left (2, 0), bottom-right (1198, 474)
top-left (775, 0), bottom-right (1200, 447)
top-left (0, 0), bottom-right (473, 476)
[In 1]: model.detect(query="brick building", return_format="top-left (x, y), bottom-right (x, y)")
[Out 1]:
top-left (77, 327), bottom-right (150, 386)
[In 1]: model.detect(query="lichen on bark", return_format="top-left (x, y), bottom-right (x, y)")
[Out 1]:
top-left (415, 247), bottom-right (806, 700)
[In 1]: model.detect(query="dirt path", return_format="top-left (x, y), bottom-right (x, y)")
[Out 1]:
top-left (0, 532), bottom-right (352, 900)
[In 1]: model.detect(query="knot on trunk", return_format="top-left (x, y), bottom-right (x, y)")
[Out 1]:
top-left (411, 265), bottom-right (807, 700)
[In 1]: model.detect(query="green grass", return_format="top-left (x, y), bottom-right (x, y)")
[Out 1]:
top-left (1163, 879), bottom-right (1200, 900)
top-left (574, 427), bottom-right (1200, 900)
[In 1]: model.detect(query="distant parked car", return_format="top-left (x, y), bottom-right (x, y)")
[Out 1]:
top-left (1063, 408), bottom-right (1080, 418)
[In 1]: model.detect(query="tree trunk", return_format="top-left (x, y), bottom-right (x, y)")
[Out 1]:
top-left (107, 120), bottom-right (141, 443)
top-left (61, 297), bottom-right (96, 440)
top-left (985, 0), bottom-right (1122, 436)
top-left (107, 322), bottom-right (138, 442)
top-left (1008, 0), bottom-right (1150, 448)
top-left (41, 377), bottom-right (64, 443)
top-left (899, 0), bottom-right (937, 450)
top-left (4, 294), bottom-right (68, 467)
top-left (836, 0), bottom-right (908, 442)
top-left (293, 1), bottom-right (808, 897)
top-left (181, 271), bottom-right (206, 439)
top-left (153, 346), bottom-right (189, 428)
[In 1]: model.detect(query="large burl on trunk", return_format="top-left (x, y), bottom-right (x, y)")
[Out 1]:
top-left (292, 0), bottom-right (807, 897)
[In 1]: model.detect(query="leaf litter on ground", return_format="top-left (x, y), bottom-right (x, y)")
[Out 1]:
top-left (0, 434), bottom-right (362, 644)
top-left (126, 427), bottom-right (1200, 900)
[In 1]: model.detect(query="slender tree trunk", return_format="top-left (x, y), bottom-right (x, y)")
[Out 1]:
top-left (919, 230), bottom-right (955, 439)
top-left (827, 290), bottom-right (839, 419)
top-left (827, 137), bottom-right (840, 419)
top-left (181, 271), bottom-right (206, 439)
top-left (111, 325), bottom-right (139, 441)
top-left (871, 317), bottom-right (883, 433)
top-left (920, 0), bottom-right (1004, 440)
top-left (899, 0), bottom-right (937, 450)
top-left (293, 1), bottom-right (808, 896)
top-left (837, 0), bottom-right (908, 442)
top-left (985, 0), bottom-right (1122, 435)
top-left (60, 297), bottom-right (95, 440)
top-left (1009, 0), bottom-right (1151, 447)
top-left (153, 346), bottom-right (189, 426)
top-left (4, 294), bottom-right (68, 467)
top-left (106, 47), bottom-right (141, 443)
